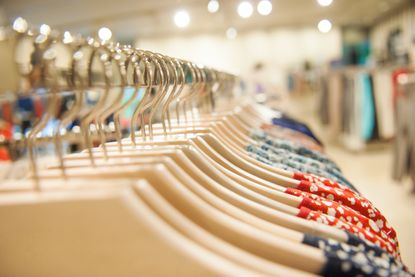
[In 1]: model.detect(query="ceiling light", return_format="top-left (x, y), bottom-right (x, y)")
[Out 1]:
top-left (174, 10), bottom-right (191, 28)
top-left (63, 31), bottom-right (74, 44)
top-left (208, 0), bottom-right (220, 13)
top-left (98, 27), bottom-right (112, 41)
top-left (317, 0), bottom-right (333, 7)
top-left (318, 19), bottom-right (332, 33)
top-left (39, 24), bottom-right (51, 36)
top-left (12, 17), bottom-right (28, 33)
top-left (257, 0), bottom-right (273, 16)
top-left (238, 1), bottom-right (254, 18)
top-left (226, 27), bottom-right (238, 39)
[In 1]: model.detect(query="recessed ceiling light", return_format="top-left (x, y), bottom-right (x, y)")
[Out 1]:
top-left (317, 0), bottom-right (333, 7)
top-left (238, 1), bottom-right (254, 18)
top-left (174, 10), bottom-right (191, 28)
top-left (208, 0), bottom-right (220, 13)
top-left (98, 27), bottom-right (112, 41)
top-left (257, 0), bottom-right (273, 16)
top-left (318, 19), bottom-right (332, 33)
top-left (226, 27), bottom-right (238, 39)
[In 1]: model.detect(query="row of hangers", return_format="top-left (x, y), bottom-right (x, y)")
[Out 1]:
top-left (1, 22), bottom-right (359, 276)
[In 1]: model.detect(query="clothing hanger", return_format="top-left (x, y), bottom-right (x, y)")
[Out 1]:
top-left (49, 148), bottom-right (348, 242)
top-left (2, 21), bottom-right (406, 277)
top-left (51, 46), bottom-right (348, 245)
top-left (102, 55), bottom-right (299, 192)
top-left (145, 63), bottom-right (309, 181)
top-left (22, 43), bottom-right (327, 274)
top-left (93, 43), bottom-right (126, 159)
top-left (28, 32), bottom-right (393, 267)
top-left (30, 43), bottom-right (350, 274)
top-left (37, 156), bottom-right (326, 274)
top-left (30, 62), bottom-right (328, 270)
top-left (0, 179), bottom-right (273, 277)
top-left (134, 180), bottom-right (318, 277)
top-left (18, 76), bottom-right (322, 274)
top-left (58, 50), bottom-right (300, 203)
top-left (2, 30), bottom-right (297, 277)
top-left (45, 45), bottom-right (312, 222)
top-left (113, 58), bottom-right (304, 190)
top-left (39, 43), bottom-right (322, 248)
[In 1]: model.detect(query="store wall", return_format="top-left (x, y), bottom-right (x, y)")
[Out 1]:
top-left (135, 28), bottom-right (341, 93)
top-left (370, 4), bottom-right (415, 64)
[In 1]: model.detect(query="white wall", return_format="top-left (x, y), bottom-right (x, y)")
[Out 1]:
top-left (370, 5), bottom-right (415, 63)
top-left (135, 28), bottom-right (342, 93)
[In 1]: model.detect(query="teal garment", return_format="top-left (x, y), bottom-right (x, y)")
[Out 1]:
top-left (360, 73), bottom-right (375, 141)
top-left (121, 87), bottom-right (146, 119)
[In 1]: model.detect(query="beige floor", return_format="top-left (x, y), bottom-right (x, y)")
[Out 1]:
top-left (278, 93), bottom-right (415, 271)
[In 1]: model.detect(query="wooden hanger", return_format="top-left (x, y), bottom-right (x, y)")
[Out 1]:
top-left (2, 27), bottom-right (327, 277)
top-left (51, 147), bottom-right (349, 244)
top-left (39, 45), bottom-right (352, 246)
top-left (121, 61), bottom-right (303, 186)
top-left (146, 70), bottom-right (303, 180)
top-left (36, 159), bottom-right (326, 274)
top-left (0, 179), bottom-right (271, 277)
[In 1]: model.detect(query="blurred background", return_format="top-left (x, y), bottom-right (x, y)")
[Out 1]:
top-left (0, 0), bottom-right (415, 270)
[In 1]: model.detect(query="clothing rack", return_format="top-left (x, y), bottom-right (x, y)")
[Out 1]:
top-left (319, 67), bottom-right (402, 151)
top-left (392, 71), bottom-right (415, 191)
top-left (0, 24), bottom-right (236, 180)
top-left (0, 21), bottom-right (412, 277)
top-left (398, 72), bottom-right (415, 87)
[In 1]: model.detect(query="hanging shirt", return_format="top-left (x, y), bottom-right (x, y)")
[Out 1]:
top-left (260, 123), bottom-right (324, 152)
top-left (246, 145), bottom-right (356, 191)
top-left (290, 189), bottom-right (396, 246)
top-left (246, 141), bottom-right (398, 246)
top-left (271, 116), bottom-right (323, 146)
top-left (302, 234), bottom-right (412, 277)
top-left (292, 174), bottom-right (397, 242)
top-left (359, 73), bottom-right (376, 141)
top-left (297, 207), bottom-right (398, 257)
top-left (250, 130), bottom-right (340, 170)
top-left (246, 144), bottom-right (355, 190)
top-left (253, 142), bottom-right (341, 174)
